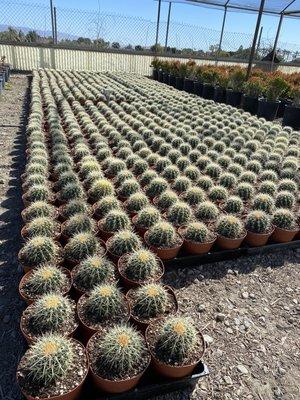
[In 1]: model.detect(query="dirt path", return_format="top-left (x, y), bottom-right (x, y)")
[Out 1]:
top-left (0, 75), bottom-right (29, 400)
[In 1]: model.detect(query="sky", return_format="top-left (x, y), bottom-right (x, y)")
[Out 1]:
top-left (2, 0), bottom-right (300, 51)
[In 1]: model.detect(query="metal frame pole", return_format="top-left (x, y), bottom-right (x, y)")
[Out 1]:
top-left (246, 0), bottom-right (265, 79)
top-left (256, 26), bottom-right (263, 58)
top-left (218, 2), bottom-right (229, 55)
top-left (164, 2), bottom-right (172, 52)
top-left (50, 0), bottom-right (55, 44)
top-left (54, 6), bottom-right (58, 44)
top-left (270, 13), bottom-right (283, 71)
top-left (155, 0), bottom-right (162, 53)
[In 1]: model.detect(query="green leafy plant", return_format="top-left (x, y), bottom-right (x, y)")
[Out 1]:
top-left (264, 77), bottom-right (290, 102)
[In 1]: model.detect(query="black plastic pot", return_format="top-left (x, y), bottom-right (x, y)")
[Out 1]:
top-left (169, 74), bottom-right (176, 87)
top-left (277, 98), bottom-right (293, 118)
top-left (202, 84), bottom-right (215, 100)
top-left (152, 68), bottom-right (158, 81)
top-left (163, 72), bottom-right (169, 84)
top-left (214, 86), bottom-right (226, 103)
top-left (183, 78), bottom-right (194, 94)
top-left (242, 95), bottom-right (258, 115)
top-left (282, 104), bottom-right (300, 129)
top-left (226, 90), bottom-right (242, 107)
top-left (158, 70), bottom-right (163, 82)
top-left (257, 99), bottom-right (280, 121)
top-left (194, 81), bottom-right (203, 96)
top-left (175, 77), bottom-right (184, 91)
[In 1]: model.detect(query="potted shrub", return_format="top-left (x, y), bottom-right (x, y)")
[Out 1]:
top-left (87, 325), bottom-right (150, 393)
top-left (21, 217), bottom-right (60, 241)
top-left (215, 215), bottom-right (246, 249)
top-left (214, 69), bottom-right (229, 103)
top-left (193, 65), bottom-right (204, 95)
top-left (145, 316), bottom-right (205, 378)
top-left (202, 68), bottom-right (218, 99)
top-left (106, 230), bottom-right (142, 263)
top-left (18, 236), bottom-right (62, 273)
top-left (283, 87), bottom-right (300, 129)
top-left (77, 284), bottom-right (130, 341)
top-left (257, 77), bottom-right (290, 121)
top-left (226, 68), bottom-right (246, 107)
top-left (245, 210), bottom-right (274, 247)
top-left (126, 283), bottom-right (178, 332)
top-left (98, 210), bottom-right (131, 241)
top-left (118, 249), bottom-right (164, 289)
top-left (20, 294), bottom-right (77, 344)
top-left (72, 255), bottom-right (116, 298)
top-left (144, 221), bottom-right (183, 260)
top-left (166, 201), bottom-right (193, 227)
top-left (92, 196), bottom-right (121, 221)
top-left (151, 57), bottom-right (160, 80)
top-left (178, 222), bottom-right (216, 254)
top-left (271, 208), bottom-right (299, 243)
top-left (19, 266), bottom-right (72, 304)
top-left (175, 62), bottom-right (188, 90)
top-left (17, 334), bottom-right (88, 400)
top-left (241, 77), bottom-right (264, 114)
top-left (132, 206), bottom-right (161, 237)
top-left (64, 232), bottom-right (102, 267)
top-left (183, 60), bottom-right (196, 93)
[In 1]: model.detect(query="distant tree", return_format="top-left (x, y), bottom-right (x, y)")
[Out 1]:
top-left (150, 43), bottom-right (163, 53)
top-left (125, 44), bottom-right (133, 50)
top-left (111, 42), bottom-right (120, 49)
top-left (0, 27), bottom-right (20, 42)
top-left (94, 38), bottom-right (109, 48)
top-left (135, 45), bottom-right (143, 51)
top-left (77, 37), bottom-right (92, 45)
top-left (25, 30), bottom-right (41, 43)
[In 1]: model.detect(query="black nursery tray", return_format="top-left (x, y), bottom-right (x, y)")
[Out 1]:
top-left (164, 239), bottom-right (300, 268)
top-left (82, 362), bottom-right (209, 400)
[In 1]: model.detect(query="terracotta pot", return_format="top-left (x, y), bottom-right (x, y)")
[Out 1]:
top-left (271, 226), bottom-right (299, 243)
top-left (17, 340), bottom-right (88, 400)
top-left (87, 333), bottom-right (150, 394)
top-left (178, 227), bottom-right (216, 255)
top-left (245, 228), bottom-right (274, 247)
top-left (144, 232), bottom-right (183, 260)
top-left (126, 286), bottom-right (178, 333)
top-left (97, 222), bottom-right (115, 242)
top-left (132, 215), bottom-right (148, 238)
top-left (145, 326), bottom-right (205, 379)
top-left (20, 226), bottom-right (61, 242)
top-left (65, 239), bottom-right (106, 268)
top-left (19, 267), bottom-right (72, 305)
top-left (216, 231), bottom-right (246, 250)
top-left (117, 254), bottom-right (164, 289)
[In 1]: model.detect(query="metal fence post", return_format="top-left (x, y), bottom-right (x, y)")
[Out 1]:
top-left (54, 6), bottom-right (58, 44)
top-left (50, 0), bottom-right (55, 44)
top-left (164, 2), bottom-right (172, 52)
top-left (155, 0), bottom-right (162, 52)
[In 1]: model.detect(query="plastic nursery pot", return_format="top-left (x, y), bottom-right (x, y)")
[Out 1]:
top-left (194, 81), bottom-right (203, 96)
top-left (226, 89), bottom-right (242, 107)
top-left (144, 231), bottom-right (183, 261)
top-left (257, 98), bottom-right (280, 121)
top-left (216, 231), bottom-right (246, 250)
top-left (126, 286), bottom-right (178, 333)
top-left (152, 68), bottom-right (158, 80)
top-left (117, 254), bottom-right (165, 290)
top-left (163, 72), bottom-right (169, 84)
top-left (270, 226), bottom-right (299, 243)
top-left (17, 339), bottom-right (88, 400)
top-left (183, 78), bottom-right (194, 94)
top-left (18, 267), bottom-right (72, 305)
top-left (169, 74), bottom-right (176, 87)
top-left (178, 227), bottom-right (217, 255)
top-left (213, 86), bottom-right (226, 103)
top-left (244, 227), bottom-right (275, 247)
top-left (132, 215), bottom-right (149, 238)
top-left (145, 324), bottom-right (205, 379)
top-left (277, 98), bottom-right (293, 118)
top-left (87, 331), bottom-right (150, 394)
top-left (65, 240), bottom-right (107, 269)
top-left (282, 105), bottom-right (300, 129)
top-left (158, 70), bottom-right (163, 82)
top-left (97, 223), bottom-right (114, 242)
top-left (241, 94), bottom-right (258, 115)
top-left (175, 77), bottom-right (184, 91)
top-left (76, 294), bottom-right (131, 343)
top-left (202, 84), bottom-right (215, 100)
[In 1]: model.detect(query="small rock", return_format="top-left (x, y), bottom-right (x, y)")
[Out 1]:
top-left (223, 376), bottom-right (233, 385)
top-left (0, 178), bottom-right (4, 184)
top-left (203, 334), bottom-right (214, 345)
top-left (241, 292), bottom-right (249, 299)
top-left (237, 364), bottom-right (249, 374)
top-left (197, 304), bottom-right (206, 312)
top-left (227, 269), bottom-right (234, 275)
top-left (216, 313), bottom-right (226, 322)
top-left (278, 367), bottom-right (286, 375)
top-left (226, 327), bottom-right (234, 334)
top-left (249, 293), bottom-right (255, 299)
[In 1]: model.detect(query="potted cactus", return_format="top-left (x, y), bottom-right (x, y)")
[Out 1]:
top-left (57, 182), bottom-right (85, 205)
top-left (222, 196), bottom-right (245, 215)
top-left (18, 236), bottom-right (62, 273)
top-left (64, 232), bottom-right (103, 267)
top-left (20, 294), bottom-right (77, 344)
top-left (194, 201), bottom-right (220, 224)
top-left (166, 201), bottom-right (193, 227)
top-left (106, 230), bottom-right (142, 263)
top-left (145, 316), bottom-right (205, 378)
top-left (92, 195), bottom-right (121, 221)
top-left (117, 179), bottom-right (140, 202)
top-left (61, 213), bottom-right (96, 242)
top-left (144, 177), bottom-right (168, 200)
top-left (153, 190), bottom-right (178, 211)
top-left (77, 284), bottom-right (130, 341)
top-left (118, 249), bottom-right (164, 288)
top-left (87, 325), bottom-right (150, 393)
top-left (58, 199), bottom-right (91, 222)
top-left (98, 210), bottom-right (131, 241)
top-left (144, 221), bottom-right (183, 260)
top-left (252, 193), bottom-right (275, 214)
top-left (178, 222), bottom-right (216, 254)
top-left (21, 217), bottom-right (60, 241)
top-left (245, 210), bottom-right (274, 247)
top-left (126, 283), bottom-right (178, 332)
top-left (216, 215), bottom-right (246, 249)
top-left (19, 266), bottom-right (72, 304)
top-left (21, 201), bottom-right (57, 223)
top-left (72, 255), bottom-right (116, 298)
top-left (132, 206), bottom-right (161, 236)
top-left (87, 179), bottom-right (114, 203)
top-left (275, 191), bottom-right (296, 209)
top-left (124, 192), bottom-right (149, 217)
top-left (138, 170), bottom-right (158, 187)
top-left (17, 334), bottom-right (88, 400)
top-left (271, 209), bottom-right (299, 243)
top-left (180, 187), bottom-right (206, 207)
top-left (22, 184), bottom-right (54, 207)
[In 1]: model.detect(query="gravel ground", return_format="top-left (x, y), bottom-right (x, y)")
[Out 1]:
top-left (0, 75), bottom-right (299, 400)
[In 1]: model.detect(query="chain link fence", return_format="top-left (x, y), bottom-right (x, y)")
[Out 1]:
top-left (0, 0), bottom-right (299, 62)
